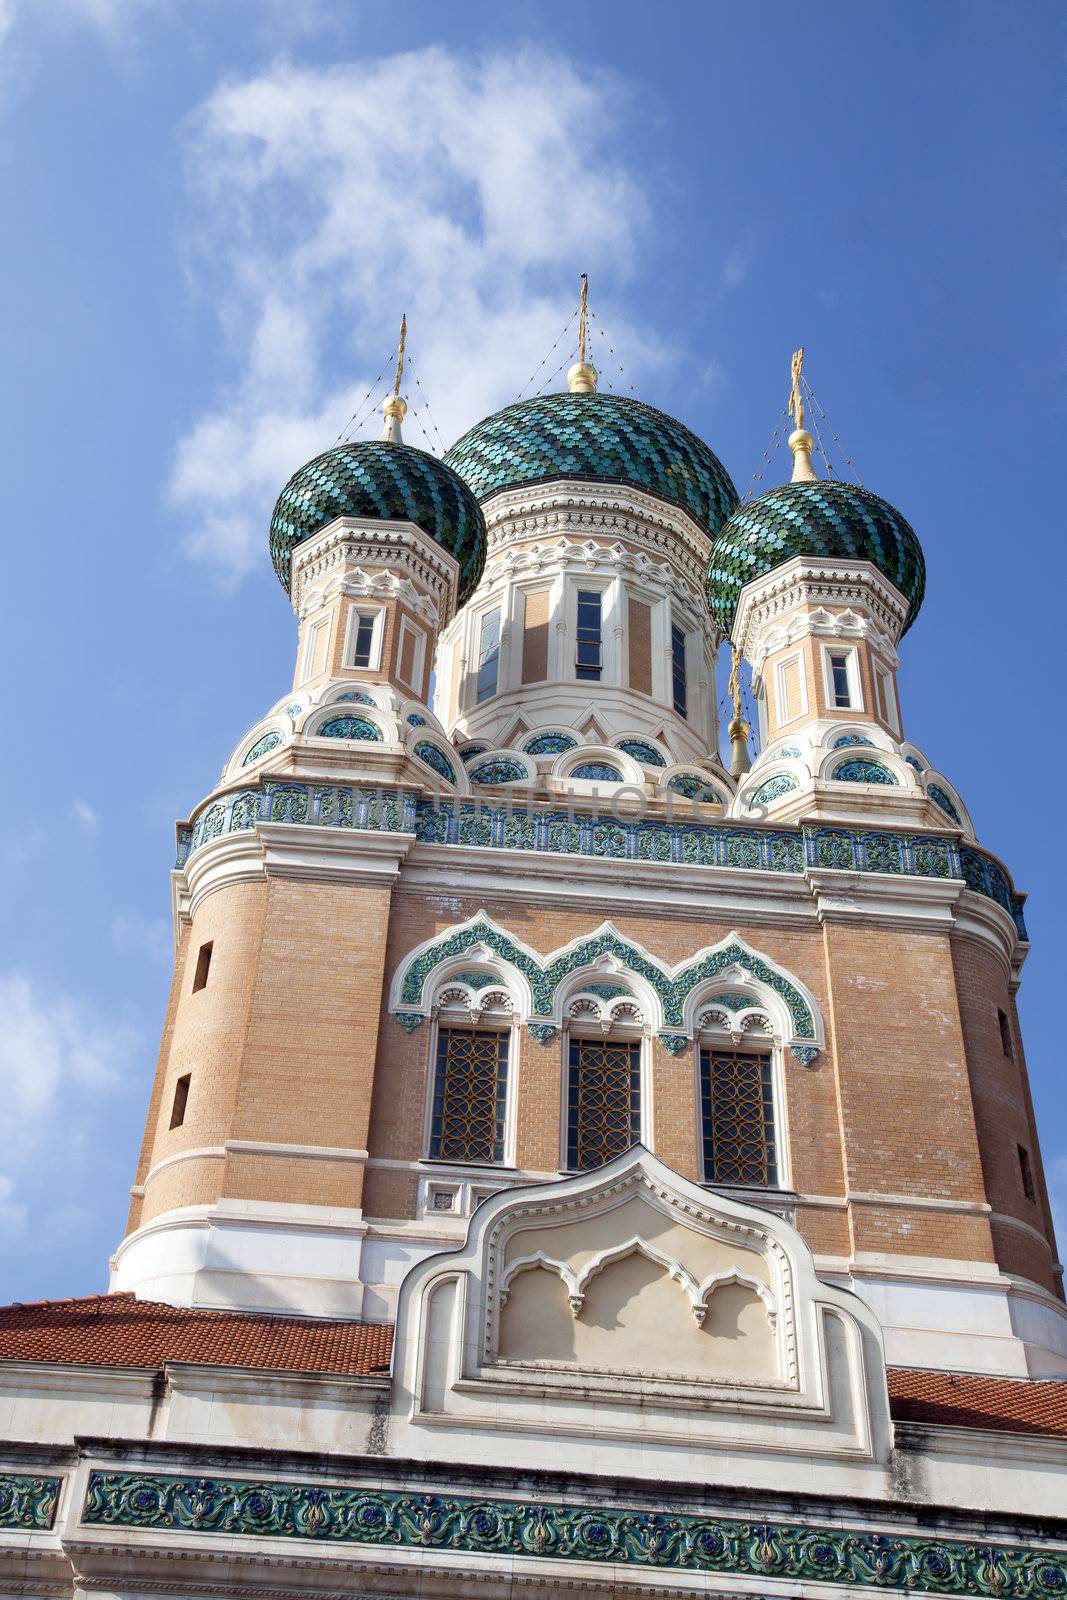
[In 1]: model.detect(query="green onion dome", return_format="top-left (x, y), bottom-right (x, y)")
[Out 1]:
top-left (443, 391), bottom-right (739, 540)
top-left (706, 479), bottom-right (926, 637)
top-left (268, 439), bottom-right (487, 603)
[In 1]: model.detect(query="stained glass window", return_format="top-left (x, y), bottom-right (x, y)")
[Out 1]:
top-left (566, 1037), bottom-right (640, 1170)
top-left (429, 1028), bottom-right (509, 1164)
top-left (700, 1049), bottom-right (777, 1187)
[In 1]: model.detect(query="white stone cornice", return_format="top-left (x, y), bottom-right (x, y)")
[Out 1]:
top-left (303, 565), bottom-right (440, 627)
top-left (733, 555), bottom-right (911, 659)
top-left (954, 887), bottom-right (1029, 980)
top-left (288, 516), bottom-right (460, 623)
top-left (805, 867), bottom-right (963, 931)
top-left (174, 822), bottom-right (415, 928)
top-left (748, 604), bottom-right (900, 677)
top-left (476, 479), bottom-right (719, 612)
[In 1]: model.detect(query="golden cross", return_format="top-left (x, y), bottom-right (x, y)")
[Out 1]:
top-left (392, 313), bottom-right (407, 398)
top-left (578, 273), bottom-right (588, 364)
top-left (788, 347), bottom-right (805, 430)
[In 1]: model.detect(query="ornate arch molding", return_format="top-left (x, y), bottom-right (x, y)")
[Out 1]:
top-left (391, 917), bottom-right (823, 1060)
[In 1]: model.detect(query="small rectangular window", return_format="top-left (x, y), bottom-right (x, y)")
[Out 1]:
top-left (192, 941), bottom-right (213, 993)
top-left (476, 606), bottom-right (501, 702)
top-left (700, 1049), bottom-right (777, 1187)
top-left (998, 1007), bottom-right (1015, 1059)
top-left (575, 590), bottom-right (603, 681)
top-left (829, 652), bottom-right (852, 709)
top-left (671, 624), bottom-right (688, 719)
top-left (350, 612), bottom-right (378, 669)
top-left (169, 1073), bottom-right (191, 1130)
top-left (430, 1028), bottom-right (509, 1164)
top-left (1018, 1144), bottom-right (1036, 1202)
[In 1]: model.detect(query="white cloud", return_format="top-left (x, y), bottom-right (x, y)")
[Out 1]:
top-left (0, 971), bottom-right (138, 1248)
top-left (171, 48), bottom-right (664, 582)
top-left (722, 246), bottom-right (748, 290)
top-left (72, 798), bottom-right (99, 831)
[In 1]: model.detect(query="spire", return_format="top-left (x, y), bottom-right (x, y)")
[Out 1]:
top-left (727, 644), bottom-right (751, 777)
top-left (567, 273), bottom-right (598, 393)
top-left (380, 313), bottom-right (408, 442)
top-left (787, 346), bottom-right (817, 482)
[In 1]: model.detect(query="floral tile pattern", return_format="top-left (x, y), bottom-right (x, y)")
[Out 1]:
top-left (0, 1472), bottom-right (61, 1530)
top-left (80, 1471), bottom-right (1067, 1597)
top-left (172, 786), bottom-right (1026, 939)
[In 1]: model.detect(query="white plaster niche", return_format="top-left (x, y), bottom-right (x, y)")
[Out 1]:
top-left (392, 1147), bottom-right (891, 1468)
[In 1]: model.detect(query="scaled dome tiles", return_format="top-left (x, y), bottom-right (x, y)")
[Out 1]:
top-left (444, 392), bottom-right (739, 540)
top-left (706, 479), bottom-right (926, 636)
top-left (268, 440), bottom-right (486, 601)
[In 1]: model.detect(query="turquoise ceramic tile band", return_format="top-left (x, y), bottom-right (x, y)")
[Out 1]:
top-left (172, 787), bottom-right (1027, 941)
top-left (81, 1471), bottom-right (1067, 1597)
top-left (0, 1472), bottom-right (62, 1530)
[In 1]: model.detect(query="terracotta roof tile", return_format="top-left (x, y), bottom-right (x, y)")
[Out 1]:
top-left (0, 1293), bottom-right (392, 1376)
top-left (1, 1297), bottom-right (1065, 1437)
top-left (887, 1366), bottom-right (1067, 1438)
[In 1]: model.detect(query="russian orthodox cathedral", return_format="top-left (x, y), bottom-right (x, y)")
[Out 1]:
top-left (2, 293), bottom-right (1065, 1599)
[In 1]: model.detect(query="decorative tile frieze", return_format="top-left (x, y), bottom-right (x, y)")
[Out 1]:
top-left (834, 758), bottom-right (898, 786)
top-left (172, 786), bottom-right (1027, 939)
top-left (0, 1471), bottom-right (61, 1530)
top-left (80, 1470), bottom-right (1067, 1597)
top-left (659, 1033), bottom-right (690, 1056)
top-left (176, 784), bottom-right (419, 865)
top-left (396, 919), bottom-right (820, 1047)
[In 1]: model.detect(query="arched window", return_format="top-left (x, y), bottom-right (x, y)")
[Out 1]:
top-left (429, 1026), bottom-right (510, 1165)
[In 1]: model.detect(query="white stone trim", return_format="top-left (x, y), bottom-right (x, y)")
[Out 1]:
top-left (732, 554), bottom-right (911, 658)
top-left (289, 516), bottom-right (460, 623)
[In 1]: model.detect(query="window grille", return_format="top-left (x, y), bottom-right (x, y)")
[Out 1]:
top-left (700, 1049), bottom-right (777, 1186)
top-left (566, 1036), bottom-right (640, 1170)
top-left (429, 1027), bottom-right (509, 1164)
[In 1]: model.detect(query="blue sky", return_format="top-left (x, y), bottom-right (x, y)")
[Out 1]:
top-left (1, 0), bottom-right (1063, 1302)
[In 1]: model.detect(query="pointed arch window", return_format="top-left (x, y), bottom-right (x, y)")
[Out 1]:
top-left (566, 1036), bottom-right (640, 1171)
top-left (429, 1027), bottom-right (509, 1165)
top-left (700, 1048), bottom-right (778, 1187)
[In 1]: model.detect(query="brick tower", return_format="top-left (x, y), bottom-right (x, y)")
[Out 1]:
top-left (3, 325), bottom-right (1065, 1599)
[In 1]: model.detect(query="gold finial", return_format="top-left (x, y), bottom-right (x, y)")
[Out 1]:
top-left (727, 644), bottom-right (751, 777)
top-left (567, 272), bottom-right (597, 394)
top-left (380, 313), bottom-right (408, 442)
top-left (787, 345), bottom-right (816, 483)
